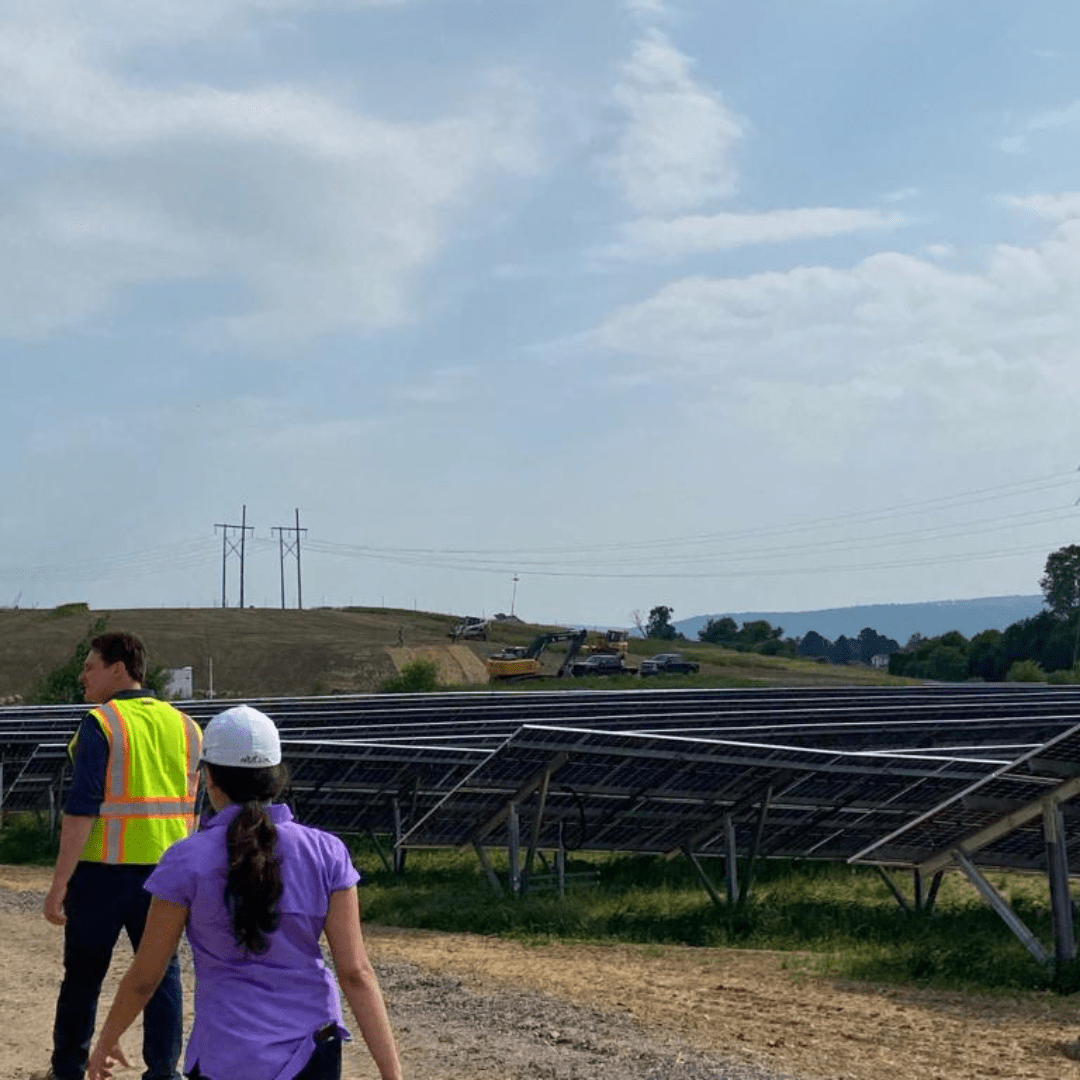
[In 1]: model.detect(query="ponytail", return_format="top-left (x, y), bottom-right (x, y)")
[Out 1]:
top-left (205, 762), bottom-right (289, 954)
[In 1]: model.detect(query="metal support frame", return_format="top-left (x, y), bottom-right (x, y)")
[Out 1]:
top-left (365, 828), bottom-right (394, 874)
top-left (1043, 800), bottom-right (1077, 963)
top-left (876, 866), bottom-right (910, 912)
top-left (954, 849), bottom-right (1050, 966)
top-left (469, 752), bottom-right (568, 845)
top-left (723, 814), bottom-right (740, 904)
top-left (507, 802), bottom-right (521, 896)
top-left (736, 785), bottom-right (772, 911)
top-left (473, 841), bottom-right (503, 894)
top-left (520, 769), bottom-right (552, 897)
top-left (683, 845), bottom-right (727, 910)
top-left (392, 798), bottom-right (406, 875)
top-left (876, 866), bottom-right (943, 914)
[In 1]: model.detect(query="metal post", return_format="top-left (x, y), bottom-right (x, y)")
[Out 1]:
top-left (507, 802), bottom-right (521, 897)
top-left (521, 770), bottom-right (551, 897)
top-left (392, 798), bottom-right (406, 876)
top-left (1044, 801), bottom-right (1076, 963)
top-left (724, 813), bottom-right (739, 904)
top-left (737, 786), bottom-right (772, 911)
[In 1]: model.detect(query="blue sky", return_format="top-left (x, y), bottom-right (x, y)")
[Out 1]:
top-left (1, 0), bottom-right (1078, 628)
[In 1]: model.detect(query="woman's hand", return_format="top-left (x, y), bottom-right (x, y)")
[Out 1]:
top-left (87, 1041), bottom-right (130, 1080)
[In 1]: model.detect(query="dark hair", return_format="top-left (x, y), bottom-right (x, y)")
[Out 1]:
top-left (90, 631), bottom-right (147, 683)
top-left (205, 762), bottom-right (289, 954)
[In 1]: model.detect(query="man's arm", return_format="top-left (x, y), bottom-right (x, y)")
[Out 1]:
top-left (44, 714), bottom-right (108, 925)
top-left (44, 815), bottom-right (96, 925)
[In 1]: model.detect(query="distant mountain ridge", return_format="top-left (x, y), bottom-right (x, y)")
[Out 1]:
top-left (673, 595), bottom-right (1045, 646)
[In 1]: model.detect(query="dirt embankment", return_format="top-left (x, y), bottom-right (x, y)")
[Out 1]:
top-left (0, 607), bottom-right (490, 701)
top-left (3, 865), bottom-right (1080, 1080)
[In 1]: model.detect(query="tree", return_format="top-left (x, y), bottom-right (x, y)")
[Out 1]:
top-left (797, 630), bottom-right (831, 659)
top-left (31, 617), bottom-right (109, 704)
top-left (645, 605), bottom-right (683, 640)
top-left (698, 616), bottom-right (738, 644)
top-left (1041, 544), bottom-right (1080, 616)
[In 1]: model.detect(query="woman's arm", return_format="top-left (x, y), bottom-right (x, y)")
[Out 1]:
top-left (324, 887), bottom-right (404, 1080)
top-left (86, 897), bottom-right (189, 1080)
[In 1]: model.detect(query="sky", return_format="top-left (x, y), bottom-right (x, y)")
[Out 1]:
top-left (1, 0), bottom-right (1079, 629)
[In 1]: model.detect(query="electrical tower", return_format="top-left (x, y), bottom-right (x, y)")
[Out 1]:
top-left (272, 509), bottom-right (307, 610)
top-left (214, 505), bottom-right (254, 608)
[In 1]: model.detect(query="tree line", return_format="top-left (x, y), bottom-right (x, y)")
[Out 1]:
top-left (638, 543), bottom-right (1080, 683)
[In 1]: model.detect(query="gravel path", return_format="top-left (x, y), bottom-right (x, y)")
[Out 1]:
top-left (375, 957), bottom-right (804, 1080)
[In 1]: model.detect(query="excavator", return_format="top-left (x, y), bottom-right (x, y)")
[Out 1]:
top-left (580, 629), bottom-right (630, 657)
top-left (485, 628), bottom-right (588, 681)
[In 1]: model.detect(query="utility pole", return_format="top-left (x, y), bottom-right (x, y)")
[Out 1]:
top-left (214, 506), bottom-right (254, 608)
top-left (510, 574), bottom-right (520, 618)
top-left (272, 509), bottom-right (307, 610)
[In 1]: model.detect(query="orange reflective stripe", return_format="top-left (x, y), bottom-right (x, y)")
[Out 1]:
top-left (94, 701), bottom-right (128, 800)
top-left (181, 713), bottom-right (202, 799)
top-left (101, 800), bottom-right (194, 816)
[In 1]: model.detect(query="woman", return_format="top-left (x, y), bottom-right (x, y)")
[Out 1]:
top-left (86, 704), bottom-right (404, 1080)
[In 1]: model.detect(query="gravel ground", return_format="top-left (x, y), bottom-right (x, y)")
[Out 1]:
top-left (374, 957), bottom-right (804, 1080)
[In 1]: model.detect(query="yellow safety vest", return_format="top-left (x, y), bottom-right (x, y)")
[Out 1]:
top-left (68, 697), bottom-right (202, 865)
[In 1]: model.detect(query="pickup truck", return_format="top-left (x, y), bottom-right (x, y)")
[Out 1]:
top-left (639, 652), bottom-right (700, 676)
top-left (569, 653), bottom-right (635, 677)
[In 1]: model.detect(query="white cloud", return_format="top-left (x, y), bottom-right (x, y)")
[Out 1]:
top-left (1000, 192), bottom-right (1080, 222)
top-left (0, 5), bottom-right (542, 340)
top-left (601, 29), bottom-right (744, 216)
top-left (573, 218), bottom-right (1080, 453)
top-left (598, 207), bottom-right (903, 262)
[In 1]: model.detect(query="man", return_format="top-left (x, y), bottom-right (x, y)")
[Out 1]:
top-left (40, 631), bottom-right (201, 1080)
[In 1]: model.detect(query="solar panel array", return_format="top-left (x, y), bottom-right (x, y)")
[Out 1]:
top-left (3, 686), bottom-right (1080, 874)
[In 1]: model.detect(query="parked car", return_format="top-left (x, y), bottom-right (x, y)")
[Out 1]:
top-left (639, 652), bottom-right (700, 676)
top-left (570, 653), bottom-right (634, 677)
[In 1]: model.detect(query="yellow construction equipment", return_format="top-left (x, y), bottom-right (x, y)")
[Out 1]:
top-left (485, 629), bottom-right (587, 681)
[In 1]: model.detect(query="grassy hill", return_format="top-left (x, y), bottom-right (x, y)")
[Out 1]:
top-left (0, 603), bottom-right (911, 703)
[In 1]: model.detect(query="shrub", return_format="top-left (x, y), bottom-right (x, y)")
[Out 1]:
top-left (1006, 659), bottom-right (1045, 683)
top-left (0, 814), bottom-right (59, 864)
top-left (380, 658), bottom-right (440, 693)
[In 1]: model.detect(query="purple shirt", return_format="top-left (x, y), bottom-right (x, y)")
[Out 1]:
top-left (145, 804), bottom-right (360, 1080)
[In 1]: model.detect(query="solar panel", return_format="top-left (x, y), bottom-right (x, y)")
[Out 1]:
top-left (399, 724), bottom-right (1015, 861)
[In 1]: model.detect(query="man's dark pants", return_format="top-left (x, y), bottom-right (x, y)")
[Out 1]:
top-left (52, 862), bottom-right (182, 1080)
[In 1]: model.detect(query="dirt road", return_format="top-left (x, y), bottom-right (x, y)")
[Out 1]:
top-left (2, 865), bottom-right (1078, 1080)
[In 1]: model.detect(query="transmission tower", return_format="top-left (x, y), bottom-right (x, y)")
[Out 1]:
top-left (214, 505), bottom-right (254, 608)
top-left (272, 509), bottom-right (307, 610)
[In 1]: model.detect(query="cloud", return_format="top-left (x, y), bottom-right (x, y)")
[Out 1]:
top-left (601, 29), bottom-right (744, 216)
top-left (598, 207), bottom-right (904, 262)
top-left (571, 218), bottom-right (1080, 453)
top-left (1000, 192), bottom-right (1080, 222)
top-left (0, 3), bottom-right (541, 341)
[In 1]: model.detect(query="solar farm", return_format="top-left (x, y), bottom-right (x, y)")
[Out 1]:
top-left (4, 683), bottom-right (1080, 967)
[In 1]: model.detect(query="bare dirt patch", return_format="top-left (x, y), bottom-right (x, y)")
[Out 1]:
top-left (3, 866), bottom-right (1079, 1080)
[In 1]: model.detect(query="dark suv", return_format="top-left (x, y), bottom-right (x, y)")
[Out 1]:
top-left (569, 653), bottom-right (633, 677)
top-left (639, 653), bottom-right (700, 676)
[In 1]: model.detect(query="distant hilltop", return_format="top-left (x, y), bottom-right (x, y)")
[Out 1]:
top-left (673, 595), bottom-right (1046, 645)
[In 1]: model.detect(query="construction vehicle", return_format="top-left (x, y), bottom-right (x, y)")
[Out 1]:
top-left (580, 629), bottom-right (630, 657)
top-left (450, 617), bottom-right (489, 641)
top-left (485, 628), bottom-right (588, 681)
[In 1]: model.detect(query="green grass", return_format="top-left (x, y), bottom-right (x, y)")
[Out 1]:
top-left (4, 815), bottom-right (1067, 995)
top-left (349, 843), bottom-right (1078, 995)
